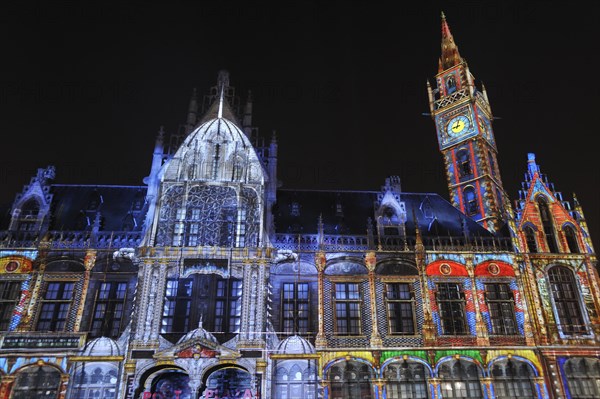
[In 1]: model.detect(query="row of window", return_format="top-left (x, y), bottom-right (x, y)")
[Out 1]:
top-left (0, 267), bottom-right (587, 341)
top-left (282, 267), bottom-right (586, 337)
top-left (275, 357), bottom-right (600, 399)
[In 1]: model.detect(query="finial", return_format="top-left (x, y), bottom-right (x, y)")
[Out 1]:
top-left (198, 313), bottom-right (203, 329)
top-left (441, 11), bottom-right (446, 19)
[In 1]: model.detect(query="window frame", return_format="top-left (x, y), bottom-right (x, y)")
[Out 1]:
top-left (385, 282), bottom-right (416, 335)
top-left (36, 280), bottom-right (75, 332)
top-left (281, 282), bottom-right (311, 336)
top-left (0, 280), bottom-right (21, 331)
top-left (548, 267), bottom-right (587, 335)
top-left (333, 282), bottom-right (362, 336)
top-left (484, 282), bottom-right (518, 335)
top-left (436, 282), bottom-right (468, 335)
top-left (89, 281), bottom-right (128, 338)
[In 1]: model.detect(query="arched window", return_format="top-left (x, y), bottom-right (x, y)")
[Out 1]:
top-left (439, 359), bottom-right (483, 398)
top-left (328, 361), bottom-right (374, 399)
top-left (491, 359), bottom-right (536, 399)
top-left (12, 365), bottom-right (61, 399)
top-left (457, 149), bottom-right (472, 178)
top-left (70, 363), bottom-right (119, 399)
top-left (274, 360), bottom-right (317, 399)
top-left (548, 267), bottom-right (586, 335)
top-left (524, 227), bottom-right (538, 253)
top-left (563, 225), bottom-right (580, 254)
top-left (463, 187), bottom-right (479, 216)
top-left (537, 197), bottom-right (559, 253)
top-left (384, 360), bottom-right (429, 399)
top-left (564, 357), bottom-right (600, 399)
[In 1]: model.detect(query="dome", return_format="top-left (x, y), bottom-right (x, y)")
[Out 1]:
top-left (82, 337), bottom-right (121, 356)
top-left (177, 323), bottom-right (218, 345)
top-left (185, 117), bottom-right (251, 148)
top-left (276, 335), bottom-right (315, 355)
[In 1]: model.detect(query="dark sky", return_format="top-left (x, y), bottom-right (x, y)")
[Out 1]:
top-left (2, 1), bottom-right (599, 251)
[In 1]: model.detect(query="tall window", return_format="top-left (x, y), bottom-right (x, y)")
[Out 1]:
top-left (439, 360), bottom-right (482, 399)
top-left (328, 361), bottom-right (374, 399)
top-left (334, 283), bottom-right (361, 335)
top-left (491, 359), bottom-right (536, 399)
top-left (282, 282), bottom-right (310, 335)
top-left (564, 357), bottom-right (600, 399)
top-left (548, 267), bottom-right (586, 335)
top-left (214, 279), bottom-right (242, 333)
top-left (384, 360), bottom-right (429, 399)
top-left (386, 283), bottom-right (415, 334)
top-left (12, 365), bottom-right (62, 399)
top-left (0, 280), bottom-right (20, 331)
top-left (161, 278), bottom-right (193, 333)
top-left (485, 283), bottom-right (517, 335)
top-left (37, 281), bottom-right (74, 331)
top-left (90, 282), bottom-right (127, 338)
top-left (463, 187), bottom-right (479, 216)
top-left (563, 225), bottom-right (580, 254)
top-left (457, 149), bottom-right (472, 178)
top-left (538, 197), bottom-right (559, 253)
top-left (436, 283), bottom-right (467, 335)
top-left (524, 227), bottom-right (538, 253)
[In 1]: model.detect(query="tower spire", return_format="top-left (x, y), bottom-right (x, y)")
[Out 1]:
top-left (218, 83), bottom-right (224, 119)
top-left (440, 11), bottom-right (463, 71)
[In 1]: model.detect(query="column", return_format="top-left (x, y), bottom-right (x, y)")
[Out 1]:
top-left (74, 250), bottom-right (96, 332)
top-left (315, 251), bottom-right (327, 349)
top-left (365, 252), bottom-right (382, 347)
top-left (465, 256), bottom-right (489, 345)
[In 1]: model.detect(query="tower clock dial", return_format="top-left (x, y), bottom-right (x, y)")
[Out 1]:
top-left (447, 115), bottom-right (470, 137)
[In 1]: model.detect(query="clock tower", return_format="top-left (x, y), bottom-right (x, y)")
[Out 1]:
top-left (427, 12), bottom-right (508, 232)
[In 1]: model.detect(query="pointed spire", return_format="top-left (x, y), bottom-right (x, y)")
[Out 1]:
top-left (527, 153), bottom-right (540, 177)
top-left (186, 88), bottom-right (198, 130)
top-left (217, 84), bottom-right (224, 119)
top-left (440, 12), bottom-right (463, 70)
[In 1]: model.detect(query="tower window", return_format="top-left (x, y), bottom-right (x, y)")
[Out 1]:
top-left (463, 187), bottom-right (479, 216)
top-left (564, 357), bottom-right (600, 399)
top-left (446, 75), bottom-right (457, 94)
top-left (538, 197), bottom-right (559, 253)
top-left (457, 149), bottom-right (472, 178)
top-left (436, 283), bottom-right (467, 335)
top-left (548, 267), bottom-right (586, 335)
top-left (334, 283), bottom-right (361, 335)
top-left (563, 225), bottom-right (580, 254)
top-left (485, 283), bottom-right (517, 335)
top-left (385, 283), bottom-right (416, 335)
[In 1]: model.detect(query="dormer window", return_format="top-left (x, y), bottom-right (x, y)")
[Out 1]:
top-left (290, 202), bottom-right (300, 217)
top-left (524, 226), bottom-right (538, 253)
top-left (16, 199), bottom-right (40, 231)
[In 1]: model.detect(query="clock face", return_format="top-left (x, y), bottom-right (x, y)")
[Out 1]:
top-left (447, 115), bottom-right (470, 137)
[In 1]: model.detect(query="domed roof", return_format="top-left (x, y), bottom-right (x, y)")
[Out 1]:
top-left (177, 322), bottom-right (218, 345)
top-left (276, 335), bottom-right (315, 355)
top-left (82, 337), bottom-right (121, 356)
top-left (184, 117), bottom-right (251, 148)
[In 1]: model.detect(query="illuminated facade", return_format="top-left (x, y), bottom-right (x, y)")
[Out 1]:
top-left (0, 14), bottom-right (598, 399)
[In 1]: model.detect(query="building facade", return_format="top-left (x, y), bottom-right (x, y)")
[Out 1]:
top-left (0, 14), bottom-right (598, 399)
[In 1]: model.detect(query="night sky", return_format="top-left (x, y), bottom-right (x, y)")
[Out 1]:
top-left (2, 1), bottom-right (599, 251)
